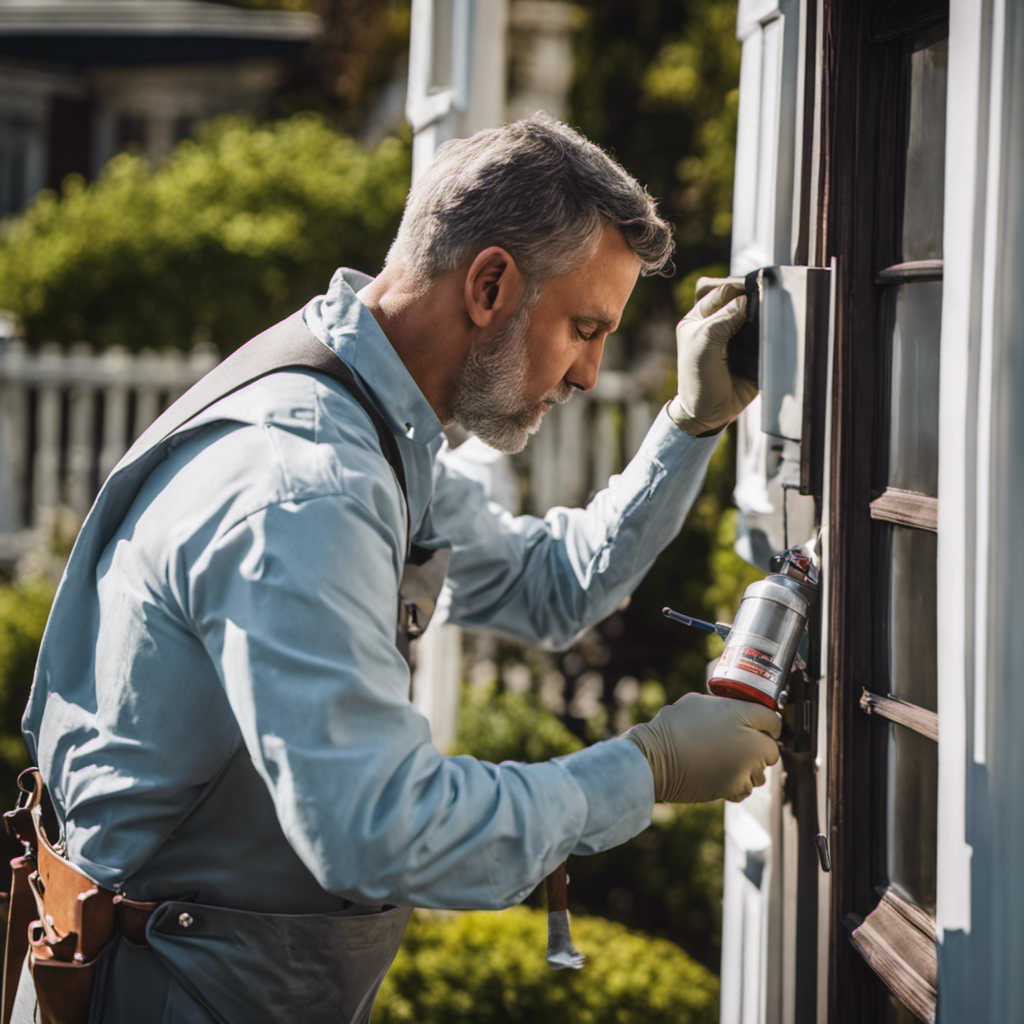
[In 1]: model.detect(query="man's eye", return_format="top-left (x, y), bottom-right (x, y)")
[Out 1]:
top-left (575, 325), bottom-right (597, 342)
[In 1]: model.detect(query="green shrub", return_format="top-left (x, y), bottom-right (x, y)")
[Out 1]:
top-left (375, 906), bottom-right (718, 1024)
top-left (0, 580), bottom-right (54, 805)
top-left (451, 683), bottom-right (584, 764)
top-left (0, 115), bottom-right (411, 352)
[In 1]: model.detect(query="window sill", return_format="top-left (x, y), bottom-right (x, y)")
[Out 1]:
top-left (846, 888), bottom-right (937, 1023)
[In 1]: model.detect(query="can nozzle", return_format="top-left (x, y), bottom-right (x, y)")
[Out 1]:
top-left (662, 607), bottom-right (732, 642)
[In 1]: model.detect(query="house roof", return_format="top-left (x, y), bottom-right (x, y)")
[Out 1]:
top-left (0, 0), bottom-right (321, 64)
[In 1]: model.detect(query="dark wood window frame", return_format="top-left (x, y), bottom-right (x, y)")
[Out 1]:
top-left (820, 2), bottom-right (947, 1022)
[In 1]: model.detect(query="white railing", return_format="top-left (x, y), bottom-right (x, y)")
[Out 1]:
top-left (525, 367), bottom-right (660, 514)
top-left (0, 339), bottom-right (219, 561)
top-left (0, 337), bottom-right (668, 566)
top-left (0, 334), bottom-right (668, 753)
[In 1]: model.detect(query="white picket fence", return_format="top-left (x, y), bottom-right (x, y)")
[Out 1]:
top-left (0, 336), bottom-right (664, 567)
top-left (526, 368), bottom-right (658, 514)
top-left (0, 339), bottom-right (220, 563)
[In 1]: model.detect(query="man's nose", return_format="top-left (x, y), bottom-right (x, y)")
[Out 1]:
top-left (566, 336), bottom-right (605, 392)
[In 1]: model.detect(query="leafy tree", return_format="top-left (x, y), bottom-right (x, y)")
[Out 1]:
top-left (526, 3), bottom-right (758, 974)
top-left (569, 0), bottom-right (741, 346)
top-left (0, 115), bottom-right (410, 352)
top-left (552, 0), bottom-right (758, 708)
top-left (452, 682), bottom-right (584, 764)
top-left (564, 802), bottom-right (726, 973)
top-left (205, 0), bottom-right (316, 8)
top-left (0, 580), bottom-right (54, 806)
top-left (219, 0), bottom-right (414, 136)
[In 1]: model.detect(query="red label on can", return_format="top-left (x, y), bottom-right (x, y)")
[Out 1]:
top-left (717, 635), bottom-right (783, 691)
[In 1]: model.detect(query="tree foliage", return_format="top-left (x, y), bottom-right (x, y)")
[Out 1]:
top-left (0, 115), bottom-right (410, 352)
top-left (268, 0), bottom-right (412, 134)
top-left (569, 0), bottom-right (740, 339)
top-left (375, 907), bottom-right (718, 1024)
top-left (559, 0), bottom-right (759, 705)
top-left (202, 0), bottom-right (414, 136)
top-left (0, 580), bottom-right (54, 806)
top-left (451, 682), bottom-right (584, 764)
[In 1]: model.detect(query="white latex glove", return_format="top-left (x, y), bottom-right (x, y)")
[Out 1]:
top-left (668, 277), bottom-right (759, 437)
top-left (625, 692), bottom-right (781, 803)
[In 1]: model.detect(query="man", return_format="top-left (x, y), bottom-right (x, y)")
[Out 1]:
top-left (15, 115), bottom-right (777, 1022)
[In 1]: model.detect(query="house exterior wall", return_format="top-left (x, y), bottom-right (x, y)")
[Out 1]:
top-left (937, 0), bottom-right (1024, 1020)
top-left (726, 0), bottom-right (1024, 1019)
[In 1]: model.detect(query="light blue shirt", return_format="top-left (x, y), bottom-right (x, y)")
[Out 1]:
top-left (22, 269), bottom-right (718, 913)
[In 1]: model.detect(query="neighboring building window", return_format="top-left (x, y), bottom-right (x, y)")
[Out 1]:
top-left (115, 113), bottom-right (148, 152)
top-left (0, 114), bottom-right (36, 215)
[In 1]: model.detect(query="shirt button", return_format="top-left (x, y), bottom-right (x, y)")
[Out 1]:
top-left (178, 912), bottom-right (194, 929)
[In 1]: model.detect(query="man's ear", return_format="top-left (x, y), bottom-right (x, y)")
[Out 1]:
top-left (464, 247), bottom-right (524, 327)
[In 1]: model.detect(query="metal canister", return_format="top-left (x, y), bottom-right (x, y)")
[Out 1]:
top-left (707, 552), bottom-right (817, 711)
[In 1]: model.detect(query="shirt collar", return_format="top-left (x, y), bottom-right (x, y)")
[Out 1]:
top-left (304, 268), bottom-right (444, 446)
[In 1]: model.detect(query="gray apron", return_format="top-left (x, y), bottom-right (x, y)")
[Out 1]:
top-left (12, 900), bottom-right (412, 1024)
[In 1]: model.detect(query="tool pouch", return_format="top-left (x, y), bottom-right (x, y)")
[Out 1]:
top-left (1, 769), bottom-right (132, 1024)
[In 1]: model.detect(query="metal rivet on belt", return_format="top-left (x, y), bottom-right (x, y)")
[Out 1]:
top-left (178, 912), bottom-right (194, 929)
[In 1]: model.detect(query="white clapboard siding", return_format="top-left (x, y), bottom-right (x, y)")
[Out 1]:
top-left (720, 796), bottom-right (775, 1024)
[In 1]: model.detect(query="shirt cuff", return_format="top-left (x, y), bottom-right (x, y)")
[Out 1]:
top-left (644, 402), bottom-right (722, 466)
top-left (556, 736), bottom-right (655, 855)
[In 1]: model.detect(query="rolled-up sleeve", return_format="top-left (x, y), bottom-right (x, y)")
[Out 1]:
top-left (187, 489), bottom-right (651, 909)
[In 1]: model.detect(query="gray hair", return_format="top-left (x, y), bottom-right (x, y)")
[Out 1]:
top-left (386, 113), bottom-right (674, 303)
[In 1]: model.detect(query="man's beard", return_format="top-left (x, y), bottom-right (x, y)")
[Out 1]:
top-left (450, 305), bottom-right (573, 454)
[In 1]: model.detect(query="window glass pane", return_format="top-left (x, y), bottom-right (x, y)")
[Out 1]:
top-left (885, 993), bottom-right (927, 1024)
top-left (115, 114), bottom-right (147, 150)
top-left (888, 526), bottom-right (937, 712)
top-left (902, 36), bottom-right (947, 261)
top-left (887, 722), bottom-right (937, 914)
top-left (888, 282), bottom-right (942, 494)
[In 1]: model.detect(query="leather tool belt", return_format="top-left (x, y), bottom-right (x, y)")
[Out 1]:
top-left (0, 769), bottom-right (155, 1024)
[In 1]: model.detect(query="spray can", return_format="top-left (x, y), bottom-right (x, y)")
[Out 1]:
top-left (706, 547), bottom-right (818, 711)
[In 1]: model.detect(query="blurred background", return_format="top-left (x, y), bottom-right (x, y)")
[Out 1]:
top-left (0, 2), bottom-right (760, 1021)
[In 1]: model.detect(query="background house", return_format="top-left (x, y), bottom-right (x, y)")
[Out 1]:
top-left (0, 0), bottom-right (320, 215)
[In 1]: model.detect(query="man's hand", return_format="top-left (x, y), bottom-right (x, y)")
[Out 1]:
top-left (669, 277), bottom-right (758, 437)
top-left (624, 692), bottom-right (781, 803)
